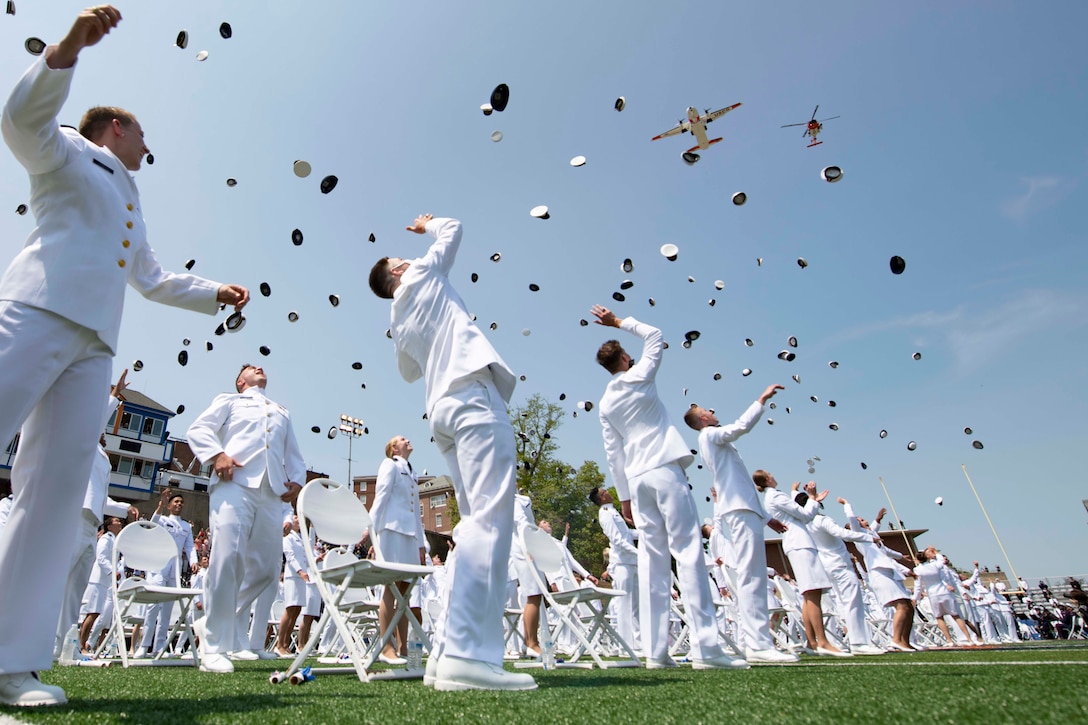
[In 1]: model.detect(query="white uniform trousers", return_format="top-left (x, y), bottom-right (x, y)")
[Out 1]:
top-left (819, 553), bottom-right (870, 646)
top-left (0, 302), bottom-right (111, 674)
top-left (140, 562), bottom-right (179, 653)
top-left (611, 561), bottom-right (640, 652)
top-left (977, 604), bottom-right (999, 643)
top-left (631, 462), bottom-right (723, 662)
top-left (428, 374), bottom-right (516, 666)
top-left (56, 509), bottom-right (102, 655)
top-left (723, 510), bottom-right (776, 652)
top-left (204, 477), bottom-right (283, 654)
top-left (247, 577), bottom-right (279, 651)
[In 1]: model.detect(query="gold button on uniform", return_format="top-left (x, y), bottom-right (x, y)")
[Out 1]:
top-left (117, 259), bottom-right (126, 268)
top-left (126, 221), bottom-right (133, 229)
top-left (122, 240), bottom-right (130, 248)
top-left (126, 203), bottom-right (133, 211)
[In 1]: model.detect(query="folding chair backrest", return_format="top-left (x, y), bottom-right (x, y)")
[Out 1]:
top-left (322, 548), bottom-right (359, 570)
top-left (522, 524), bottom-right (565, 573)
top-left (298, 478), bottom-right (371, 547)
top-left (114, 520), bottom-right (178, 574)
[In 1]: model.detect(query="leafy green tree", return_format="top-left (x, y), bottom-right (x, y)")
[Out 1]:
top-left (511, 395), bottom-right (608, 576)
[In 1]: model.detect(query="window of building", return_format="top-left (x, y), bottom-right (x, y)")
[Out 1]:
top-left (115, 457), bottom-right (133, 475)
top-left (435, 514), bottom-right (443, 529)
top-left (142, 417), bottom-right (164, 439)
top-left (430, 492), bottom-right (447, 509)
top-left (118, 411), bottom-right (142, 434)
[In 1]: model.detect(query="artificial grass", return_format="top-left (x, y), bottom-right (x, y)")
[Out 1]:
top-left (8, 643), bottom-right (1088, 724)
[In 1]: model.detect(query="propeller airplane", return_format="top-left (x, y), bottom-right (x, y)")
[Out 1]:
top-left (652, 103), bottom-right (742, 164)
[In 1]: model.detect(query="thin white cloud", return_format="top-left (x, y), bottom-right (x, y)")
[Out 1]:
top-left (1001, 175), bottom-right (1066, 221)
top-left (830, 289), bottom-right (1088, 374)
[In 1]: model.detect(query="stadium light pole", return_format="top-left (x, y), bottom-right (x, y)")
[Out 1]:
top-left (337, 413), bottom-right (365, 486)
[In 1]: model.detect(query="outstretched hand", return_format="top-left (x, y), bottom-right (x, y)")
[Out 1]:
top-left (406, 213), bottom-right (433, 234)
top-left (591, 304), bottom-right (621, 328)
top-left (50, 5), bottom-right (122, 69)
top-left (112, 368), bottom-right (129, 400)
top-left (758, 384), bottom-right (785, 405)
top-left (217, 284), bottom-right (249, 311)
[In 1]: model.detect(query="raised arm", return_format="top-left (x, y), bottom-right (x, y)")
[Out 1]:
top-left (414, 216), bottom-right (462, 276)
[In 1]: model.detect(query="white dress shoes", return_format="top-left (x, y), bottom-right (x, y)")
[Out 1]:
top-left (645, 656), bottom-right (680, 669)
top-left (229, 650), bottom-right (259, 661)
top-left (746, 649), bottom-right (799, 663)
top-left (423, 654), bottom-right (439, 687)
top-left (378, 653), bottom-right (407, 666)
top-left (199, 653), bottom-right (235, 673)
top-left (0, 672), bottom-right (67, 707)
top-left (434, 655), bottom-right (537, 692)
top-left (692, 654), bottom-right (751, 670)
top-left (849, 644), bottom-right (886, 656)
top-left (816, 646), bottom-right (853, 657)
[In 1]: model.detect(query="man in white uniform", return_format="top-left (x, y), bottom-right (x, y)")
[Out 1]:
top-left (0, 6), bottom-right (248, 707)
top-left (592, 304), bottom-right (747, 670)
top-left (808, 508), bottom-right (885, 655)
top-left (590, 486), bottom-right (640, 653)
top-left (187, 364), bottom-right (304, 673)
top-left (684, 388), bottom-right (797, 664)
top-left (134, 488), bottom-right (198, 657)
top-left (368, 214), bottom-right (534, 692)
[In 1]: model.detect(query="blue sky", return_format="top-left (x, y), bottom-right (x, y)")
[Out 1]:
top-left (1, 2), bottom-right (1085, 580)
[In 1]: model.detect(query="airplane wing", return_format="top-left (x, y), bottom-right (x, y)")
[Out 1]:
top-left (705, 102), bottom-right (742, 123)
top-left (651, 124), bottom-right (685, 141)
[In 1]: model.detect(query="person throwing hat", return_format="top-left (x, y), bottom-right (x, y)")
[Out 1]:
top-left (0, 6), bottom-right (248, 707)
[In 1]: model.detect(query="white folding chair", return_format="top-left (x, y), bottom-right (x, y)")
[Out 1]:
top-left (771, 576), bottom-right (808, 652)
top-left (519, 524), bottom-right (640, 669)
top-left (97, 520), bottom-right (202, 668)
top-left (274, 479), bottom-right (433, 684)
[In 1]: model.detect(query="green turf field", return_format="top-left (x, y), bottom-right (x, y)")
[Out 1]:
top-left (6, 643), bottom-right (1088, 724)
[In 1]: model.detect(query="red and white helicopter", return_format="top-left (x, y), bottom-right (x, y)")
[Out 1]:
top-left (781, 105), bottom-right (840, 148)
top-left (652, 103), bottom-right (742, 164)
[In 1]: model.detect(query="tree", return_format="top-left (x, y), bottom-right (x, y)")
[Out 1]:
top-left (510, 395), bottom-right (608, 576)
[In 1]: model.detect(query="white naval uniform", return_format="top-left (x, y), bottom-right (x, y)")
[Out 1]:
top-left (809, 512), bottom-right (877, 647)
top-left (913, 557), bottom-right (961, 619)
top-left (0, 496), bottom-right (11, 534)
top-left (598, 317), bottom-right (723, 663)
top-left (370, 456), bottom-right (425, 565)
top-left (0, 57), bottom-right (223, 676)
top-left (139, 512), bottom-right (197, 653)
top-left (282, 530), bottom-right (318, 613)
top-left (597, 503), bottom-right (640, 651)
top-left (82, 531), bottom-right (116, 615)
top-left (697, 398), bottom-right (777, 653)
top-left (388, 217), bottom-right (518, 667)
top-left (187, 386), bottom-right (305, 655)
top-left (510, 493), bottom-right (543, 598)
top-left (763, 488), bottom-right (829, 594)
top-left (844, 505), bottom-right (911, 606)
